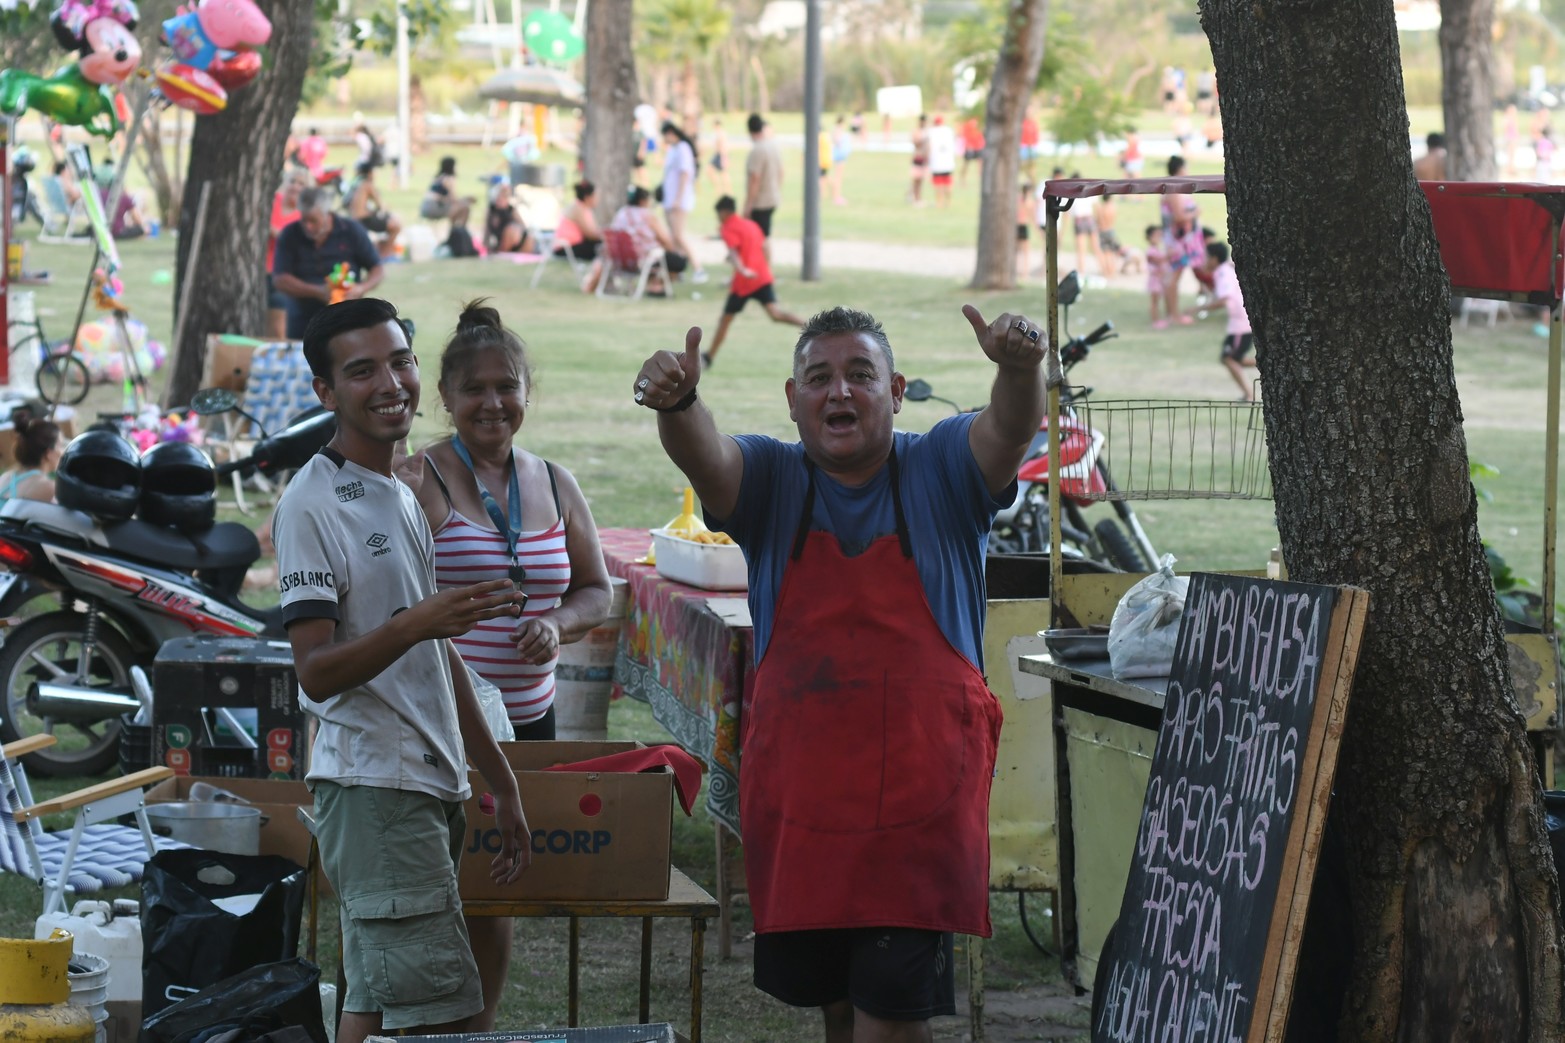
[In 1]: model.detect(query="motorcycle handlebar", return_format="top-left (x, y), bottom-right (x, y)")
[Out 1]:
top-left (214, 412), bottom-right (336, 478)
top-left (1085, 321), bottom-right (1116, 345)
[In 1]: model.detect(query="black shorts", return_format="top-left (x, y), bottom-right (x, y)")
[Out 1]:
top-left (964, 149), bottom-right (983, 161)
top-left (724, 284), bottom-right (777, 314)
top-left (359, 212), bottom-right (391, 234)
top-left (266, 273), bottom-right (288, 311)
top-left (1221, 333), bottom-right (1254, 361)
top-left (754, 928), bottom-right (955, 1021)
top-left (511, 705), bottom-right (555, 742)
top-left (750, 207), bottom-right (775, 237)
top-left (1016, 223), bottom-right (1029, 242)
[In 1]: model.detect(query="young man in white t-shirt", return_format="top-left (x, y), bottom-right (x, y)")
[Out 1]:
top-left (273, 297), bottom-right (530, 1043)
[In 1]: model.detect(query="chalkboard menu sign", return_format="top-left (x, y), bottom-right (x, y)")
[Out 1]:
top-left (1093, 572), bottom-right (1368, 1043)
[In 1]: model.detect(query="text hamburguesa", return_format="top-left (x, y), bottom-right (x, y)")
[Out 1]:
top-left (1098, 580), bottom-right (1329, 1043)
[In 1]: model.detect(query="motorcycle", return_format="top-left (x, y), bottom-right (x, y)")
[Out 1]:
top-left (0, 390), bottom-right (335, 776)
top-left (906, 272), bottom-right (1157, 571)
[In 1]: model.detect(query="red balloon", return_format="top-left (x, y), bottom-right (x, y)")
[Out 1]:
top-left (155, 63), bottom-right (227, 115)
top-left (208, 50), bottom-right (261, 92)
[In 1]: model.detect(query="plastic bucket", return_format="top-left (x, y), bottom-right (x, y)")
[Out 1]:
top-left (554, 578), bottom-right (628, 740)
top-left (67, 951), bottom-right (110, 1043)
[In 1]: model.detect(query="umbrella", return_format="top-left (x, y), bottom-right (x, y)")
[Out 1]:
top-left (477, 67), bottom-right (585, 108)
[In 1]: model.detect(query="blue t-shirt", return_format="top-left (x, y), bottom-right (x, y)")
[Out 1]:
top-left (714, 413), bottom-right (1016, 672)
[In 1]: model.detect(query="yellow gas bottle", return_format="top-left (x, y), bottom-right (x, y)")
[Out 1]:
top-left (0, 930), bottom-right (96, 1043)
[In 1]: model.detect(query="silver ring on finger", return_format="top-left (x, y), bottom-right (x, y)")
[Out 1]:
top-left (634, 390), bottom-right (645, 403)
top-left (1013, 319), bottom-right (1029, 333)
top-left (1026, 328), bottom-right (1041, 343)
top-left (638, 378), bottom-right (649, 389)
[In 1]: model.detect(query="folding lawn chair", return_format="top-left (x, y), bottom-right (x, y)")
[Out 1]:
top-left (530, 217), bottom-right (599, 289)
top-left (0, 734), bottom-right (185, 916)
top-left (34, 175), bottom-right (92, 244)
top-left (597, 228), bottom-right (671, 301)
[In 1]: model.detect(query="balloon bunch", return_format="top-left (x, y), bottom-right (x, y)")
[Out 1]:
top-left (154, 0), bottom-right (271, 115)
top-left (0, 0), bottom-right (141, 138)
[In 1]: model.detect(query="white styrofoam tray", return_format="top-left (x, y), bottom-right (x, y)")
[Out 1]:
top-left (650, 528), bottom-right (748, 591)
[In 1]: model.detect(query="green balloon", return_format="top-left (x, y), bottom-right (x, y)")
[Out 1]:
top-left (521, 10), bottom-right (584, 63)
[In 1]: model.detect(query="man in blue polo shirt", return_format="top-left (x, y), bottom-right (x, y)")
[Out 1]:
top-left (273, 187), bottom-right (385, 339)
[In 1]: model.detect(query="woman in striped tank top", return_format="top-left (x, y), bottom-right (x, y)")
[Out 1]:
top-left (409, 300), bottom-right (613, 1027)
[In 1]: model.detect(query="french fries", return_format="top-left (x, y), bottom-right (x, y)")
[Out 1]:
top-left (671, 530), bottom-right (737, 546)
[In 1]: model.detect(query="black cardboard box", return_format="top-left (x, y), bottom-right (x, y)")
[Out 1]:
top-left (151, 636), bottom-right (305, 780)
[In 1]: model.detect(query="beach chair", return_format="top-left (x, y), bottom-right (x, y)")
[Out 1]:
top-left (530, 217), bottom-right (598, 289)
top-left (597, 228), bottom-right (670, 301)
top-left (34, 175), bottom-right (91, 244)
top-left (0, 734), bottom-right (184, 915)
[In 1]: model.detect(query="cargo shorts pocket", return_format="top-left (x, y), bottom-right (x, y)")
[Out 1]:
top-left (343, 880), bottom-right (468, 1006)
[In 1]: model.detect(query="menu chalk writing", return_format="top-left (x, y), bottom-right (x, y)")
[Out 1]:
top-left (1094, 572), bottom-right (1367, 1043)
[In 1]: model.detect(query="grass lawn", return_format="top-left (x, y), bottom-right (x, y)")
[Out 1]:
top-left (1, 124), bottom-right (1558, 1039)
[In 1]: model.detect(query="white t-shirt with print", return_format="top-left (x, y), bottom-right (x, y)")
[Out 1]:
top-left (273, 449), bottom-right (470, 802)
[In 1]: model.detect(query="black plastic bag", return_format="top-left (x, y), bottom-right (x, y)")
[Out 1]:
top-left (142, 850), bottom-right (307, 1019)
top-left (139, 958), bottom-right (327, 1043)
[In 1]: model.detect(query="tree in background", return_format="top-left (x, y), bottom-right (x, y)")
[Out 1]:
top-left (1440, 0), bottom-right (1497, 180)
top-left (166, 0), bottom-right (315, 407)
top-left (1200, 0), bottom-right (1562, 1034)
top-left (584, 0), bottom-right (637, 229)
top-left (1048, 75), bottom-right (1135, 155)
top-left (637, 0), bottom-right (731, 132)
top-left (966, 0), bottom-right (1050, 291)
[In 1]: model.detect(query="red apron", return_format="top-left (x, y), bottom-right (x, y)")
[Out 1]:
top-left (740, 451), bottom-right (1002, 937)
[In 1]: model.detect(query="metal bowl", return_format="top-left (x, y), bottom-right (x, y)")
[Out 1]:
top-left (1042, 627), bottom-right (1111, 661)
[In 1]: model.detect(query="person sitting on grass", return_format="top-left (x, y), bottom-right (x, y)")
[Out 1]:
top-left (700, 196), bottom-right (805, 369)
top-left (343, 161), bottom-right (402, 259)
top-left (483, 181), bottom-right (536, 255)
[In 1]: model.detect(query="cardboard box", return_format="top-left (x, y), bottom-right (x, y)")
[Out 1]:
top-left (104, 999), bottom-right (140, 1043)
top-left (151, 637), bottom-right (306, 780)
top-left (143, 775), bottom-right (316, 876)
top-left (458, 740), bottom-right (674, 903)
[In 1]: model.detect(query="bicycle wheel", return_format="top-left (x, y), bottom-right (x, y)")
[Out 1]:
top-left (36, 352), bottom-right (90, 405)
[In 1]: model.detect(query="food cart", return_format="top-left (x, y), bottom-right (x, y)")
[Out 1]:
top-left (1019, 175), bottom-right (1564, 988)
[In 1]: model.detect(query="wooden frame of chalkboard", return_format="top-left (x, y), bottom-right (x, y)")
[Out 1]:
top-left (1092, 572), bottom-right (1369, 1043)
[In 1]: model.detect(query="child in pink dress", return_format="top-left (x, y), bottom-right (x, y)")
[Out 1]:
top-left (1145, 225), bottom-right (1172, 328)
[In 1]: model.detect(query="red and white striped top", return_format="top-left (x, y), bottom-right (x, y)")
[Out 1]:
top-left (434, 509), bottom-right (571, 725)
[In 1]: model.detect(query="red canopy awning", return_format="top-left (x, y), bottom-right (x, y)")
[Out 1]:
top-left (1042, 177), bottom-right (1565, 304)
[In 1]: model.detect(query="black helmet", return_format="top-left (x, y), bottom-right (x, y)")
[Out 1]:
top-left (12, 147), bottom-right (36, 176)
top-left (138, 441), bottom-right (217, 533)
top-left (56, 430), bottom-right (141, 521)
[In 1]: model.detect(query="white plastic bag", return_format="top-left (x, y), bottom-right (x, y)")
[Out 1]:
top-left (1108, 554), bottom-right (1190, 679)
top-left (468, 663), bottom-right (515, 741)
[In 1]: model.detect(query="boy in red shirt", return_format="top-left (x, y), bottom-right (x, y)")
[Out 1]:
top-left (703, 196), bottom-right (804, 368)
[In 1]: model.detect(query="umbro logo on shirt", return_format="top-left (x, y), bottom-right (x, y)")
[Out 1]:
top-left (366, 533), bottom-right (391, 557)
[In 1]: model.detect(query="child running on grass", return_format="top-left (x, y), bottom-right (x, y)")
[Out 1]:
top-left (1197, 241), bottom-right (1257, 400)
top-left (701, 196), bottom-right (805, 368)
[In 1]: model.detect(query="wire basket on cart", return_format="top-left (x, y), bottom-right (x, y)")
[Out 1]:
top-left (1072, 393), bottom-right (1273, 501)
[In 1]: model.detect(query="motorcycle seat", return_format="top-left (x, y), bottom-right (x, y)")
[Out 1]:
top-left (101, 519), bottom-right (261, 572)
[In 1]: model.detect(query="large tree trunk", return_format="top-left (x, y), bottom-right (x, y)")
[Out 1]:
top-left (167, 0), bottom-right (313, 406)
top-left (1440, 0), bottom-right (1497, 180)
top-left (970, 0), bottom-right (1047, 290)
top-left (583, 0), bottom-right (638, 229)
top-left (1199, 0), bottom-right (1563, 1037)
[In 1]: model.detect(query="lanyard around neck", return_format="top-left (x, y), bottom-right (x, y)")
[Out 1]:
top-left (451, 436), bottom-right (526, 582)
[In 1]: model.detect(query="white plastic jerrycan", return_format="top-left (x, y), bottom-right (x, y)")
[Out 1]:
top-left (35, 900), bottom-right (143, 1003)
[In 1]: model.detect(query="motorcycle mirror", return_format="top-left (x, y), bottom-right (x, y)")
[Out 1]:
top-left (190, 388), bottom-right (240, 416)
top-left (1058, 271), bottom-right (1081, 307)
top-left (904, 378), bottom-right (933, 402)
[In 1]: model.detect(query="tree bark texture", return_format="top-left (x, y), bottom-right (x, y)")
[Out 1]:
top-left (970, 0), bottom-right (1047, 290)
top-left (1197, 0), bottom-right (1562, 1038)
top-left (583, 0), bottom-right (638, 230)
top-left (1440, 0), bottom-right (1497, 180)
top-left (168, 0), bottom-right (313, 407)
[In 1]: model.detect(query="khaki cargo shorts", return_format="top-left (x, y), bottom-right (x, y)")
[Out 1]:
top-left (313, 781), bottom-right (482, 1029)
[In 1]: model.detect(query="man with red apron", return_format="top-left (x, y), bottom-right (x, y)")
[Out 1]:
top-left (633, 303), bottom-right (1050, 1040)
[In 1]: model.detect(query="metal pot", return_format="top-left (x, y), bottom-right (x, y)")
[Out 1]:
top-left (145, 803), bottom-right (263, 855)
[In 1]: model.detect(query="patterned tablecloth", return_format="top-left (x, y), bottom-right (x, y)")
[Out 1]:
top-left (599, 528), bottom-right (752, 838)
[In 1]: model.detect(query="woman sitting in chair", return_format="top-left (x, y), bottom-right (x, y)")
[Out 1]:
top-left (483, 181), bottom-right (536, 255)
top-left (605, 187), bottom-right (687, 295)
top-left (555, 180), bottom-right (604, 262)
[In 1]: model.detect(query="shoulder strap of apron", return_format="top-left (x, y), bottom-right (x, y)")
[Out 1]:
top-left (789, 446), bottom-right (911, 562)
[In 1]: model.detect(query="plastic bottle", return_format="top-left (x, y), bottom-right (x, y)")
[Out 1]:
top-left (1267, 547), bottom-right (1282, 581)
